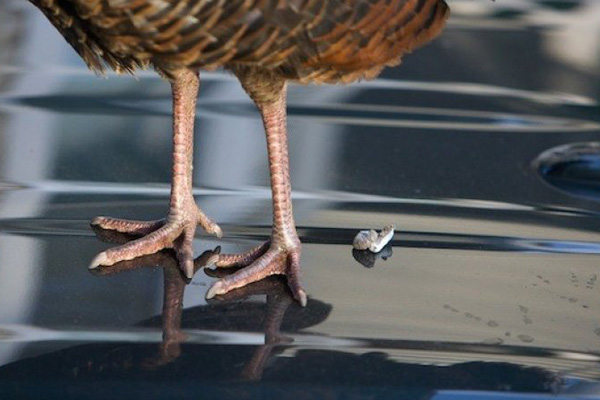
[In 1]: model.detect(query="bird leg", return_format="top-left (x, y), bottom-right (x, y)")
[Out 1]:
top-left (206, 67), bottom-right (306, 306)
top-left (89, 69), bottom-right (222, 278)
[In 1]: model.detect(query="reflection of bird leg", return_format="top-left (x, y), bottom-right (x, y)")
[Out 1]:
top-left (205, 273), bottom-right (296, 382)
top-left (151, 264), bottom-right (187, 368)
top-left (90, 246), bottom-right (219, 369)
top-left (239, 342), bottom-right (275, 382)
top-left (264, 291), bottom-right (295, 346)
top-left (93, 244), bottom-right (304, 379)
top-left (240, 289), bottom-right (294, 381)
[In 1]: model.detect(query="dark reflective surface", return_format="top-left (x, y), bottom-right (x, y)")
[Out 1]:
top-left (1, 0), bottom-right (600, 399)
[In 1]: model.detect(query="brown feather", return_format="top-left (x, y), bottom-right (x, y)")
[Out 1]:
top-left (29, 0), bottom-right (449, 82)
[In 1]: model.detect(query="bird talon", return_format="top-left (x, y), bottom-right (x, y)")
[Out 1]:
top-left (206, 281), bottom-right (225, 300)
top-left (295, 289), bottom-right (308, 308)
top-left (88, 251), bottom-right (109, 269)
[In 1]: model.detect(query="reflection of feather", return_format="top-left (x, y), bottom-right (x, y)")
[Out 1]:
top-left (28, 0), bottom-right (448, 81)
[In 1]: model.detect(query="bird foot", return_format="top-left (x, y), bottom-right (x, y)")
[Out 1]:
top-left (89, 206), bottom-right (222, 278)
top-left (206, 241), bottom-right (306, 307)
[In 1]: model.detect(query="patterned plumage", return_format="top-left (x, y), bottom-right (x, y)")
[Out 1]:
top-left (30, 0), bottom-right (448, 82)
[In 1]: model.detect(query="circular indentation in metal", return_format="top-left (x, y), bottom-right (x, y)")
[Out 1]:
top-left (534, 142), bottom-right (600, 201)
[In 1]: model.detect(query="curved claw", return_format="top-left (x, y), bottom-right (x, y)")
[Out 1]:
top-left (205, 280), bottom-right (226, 300)
top-left (294, 288), bottom-right (308, 308)
top-left (176, 230), bottom-right (196, 279)
top-left (210, 224), bottom-right (224, 239)
top-left (88, 251), bottom-right (109, 269)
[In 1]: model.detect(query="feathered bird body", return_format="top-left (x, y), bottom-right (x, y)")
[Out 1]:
top-left (30, 0), bottom-right (448, 82)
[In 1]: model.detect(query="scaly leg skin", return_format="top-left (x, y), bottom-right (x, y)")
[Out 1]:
top-left (206, 67), bottom-right (307, 307)
top-left (89, 69), bottom-right (222, 278)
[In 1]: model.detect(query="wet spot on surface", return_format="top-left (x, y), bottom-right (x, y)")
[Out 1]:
top-left (517, 334), bottom-right (534, 343)
top-left (570, 272), bottom-right (579, 286)
top-left (482, 337), bottom-right (504, 345)
top-left (518, 305), bottom-right (533, 325)
top-left (519, 305), bottom-right (529, 314)
top-left (587, 274), bottom-right (597, 289)
top-left (560, 296), bottom-right (579, 303)
top-left (463, 311), bottom-right (484, 322)
top-left (443, 305), bottom-right (496, 328)
top-left (443, 304), bottom-right (460, 313)
top-left (535, 275), bottom-right (551, 285)
top-left (444, 304), bottom-right (460, 312)
top-left (594, 328), bottom-right (600, 337)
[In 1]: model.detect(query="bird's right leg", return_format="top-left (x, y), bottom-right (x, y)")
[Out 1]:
top-left (90, 69), bottom-right (222, 278)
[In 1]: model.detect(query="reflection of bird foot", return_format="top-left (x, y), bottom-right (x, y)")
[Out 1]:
top-left (206, 240), bottom-right (306, 307)
top-left (89, 204), bottom-right (222, 279)
top-left (141, 332), bottom-right (187, 370)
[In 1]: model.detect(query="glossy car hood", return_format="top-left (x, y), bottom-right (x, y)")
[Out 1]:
top-left (0, 1), bottom-right (599, 399)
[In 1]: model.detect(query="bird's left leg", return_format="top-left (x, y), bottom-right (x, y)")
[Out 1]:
top-left (206, 67), bottom-right (306, 306)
